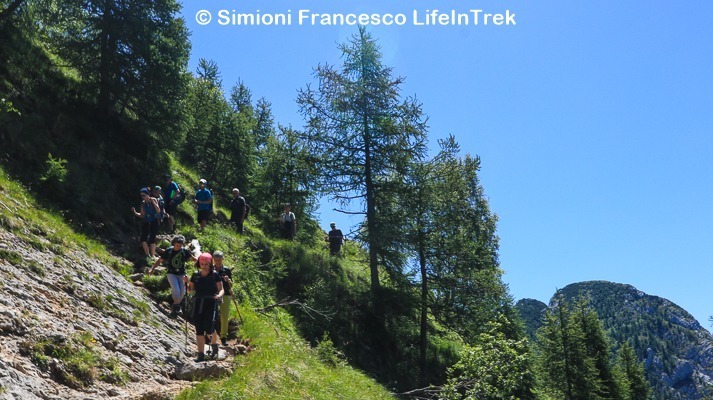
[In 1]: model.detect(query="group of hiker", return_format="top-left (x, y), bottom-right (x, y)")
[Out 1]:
top-left (130, 175), bottom-right (348, 361)
top-left (147, 235), bottom-right (234, 361)
top-left (130, 175), bottom-right (186, 260)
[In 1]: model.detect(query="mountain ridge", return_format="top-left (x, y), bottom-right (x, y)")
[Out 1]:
top-left (516, 280), bottom-right (713, 400)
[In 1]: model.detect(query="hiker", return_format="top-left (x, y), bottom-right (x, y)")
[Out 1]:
top-left (188, 252), bottom-right (224, 362)
top-left (131, 187), bottom-right (161, 259)
top-left (194, 178), bottom-right (213, 231)
top-left (278, 203), bottom-right (296, 240)
top-left (152, 186), bottom-right (166, 228)
top-left (327, 222), bottom-right (344, 256)
top-left (213, 251), bottom-right (233, 346)
top-left (229, 188), bottom-right (246, 234)
top-left (162, 174), bottom-right (182, 233)
top-left (148, 235), bottom-right (196, 318)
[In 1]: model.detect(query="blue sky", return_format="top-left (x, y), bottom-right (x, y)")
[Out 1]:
top-left (180, 0), bottom-right (713, 329)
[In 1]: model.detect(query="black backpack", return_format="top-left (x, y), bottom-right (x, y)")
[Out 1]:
top-left (173, 183), bottom-right (185, 205)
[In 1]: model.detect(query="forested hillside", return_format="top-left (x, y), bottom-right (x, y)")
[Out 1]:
top-left (1, 1), bottom-right (534, 399)
top-left (517, 281), bottom-right (713, 400)
top-left (6, 1), bottom-right (708, 400)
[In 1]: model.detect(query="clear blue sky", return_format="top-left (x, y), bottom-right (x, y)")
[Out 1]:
top-left (180, 0), bottom-right (713, 329)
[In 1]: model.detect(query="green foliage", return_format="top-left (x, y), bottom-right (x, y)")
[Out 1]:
top-left (552, 281), bottom-right (702, 399)
top-left (297, 26), bottom-right (428, 301)
top-left (315, 333), bottom-right (347, 367)
top-left (39, 153), bottom-right (68, 185)
top-left (0, 248), bottom-right (23, 265)
top-left (515, 299), bottom-right (548, 341)
top-left (100, 357), bottom-right (129, 385)
top-left (251, 125), bottom-right (318, 237)
top-left (25, 259), bottom-right (45, 277)
top-left (142, 274), bottom-right (169, 292)
top-left (177, 308), bottom-right (394, 400)
top-left (181, 60), bottom-right (257, 199)
top-left (615, 342), bottom-right (650, 400)
top-left (37, 0), bottom-right (190, 138)
top-left (442, 318), bottom-right (536, 400)
top-left (536, 297), bottom-right (602, 400)
top-left (20, 332), bottom-right (121, 389)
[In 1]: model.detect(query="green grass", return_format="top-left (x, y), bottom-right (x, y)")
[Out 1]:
top-left (1, 161), bottom-right (398, 398)
top-left (0, 248), bottom-right (23, 265)
top-left (20, 332), bottom-right (125, 389)
top-left (177, 308), bottom-right (394, 400)
top-left (0, 167), bottom-right (114, 265)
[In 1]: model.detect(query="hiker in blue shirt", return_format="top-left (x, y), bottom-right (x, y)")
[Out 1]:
top-left (131, 187), bottom-right (161, 260)
top-left (162, 174), bottom-right (182, 233)
top-left (194, 179), bottom-right (213, 231)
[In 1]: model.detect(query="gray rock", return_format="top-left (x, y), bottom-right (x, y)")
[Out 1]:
top-left (174, 361), bottom-right (232, 381)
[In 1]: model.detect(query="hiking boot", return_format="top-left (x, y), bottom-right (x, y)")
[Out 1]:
top-left (221, 338), bottom-right (227, 346)
top-left (195, 352), bottom-right (205, 362)
top-left (211, 344), bottom-right (219, 359)
top-left (169, 304), bottom-right (179, 318)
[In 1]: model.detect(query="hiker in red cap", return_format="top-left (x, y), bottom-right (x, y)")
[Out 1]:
top-left (187, 252), bottom-right (224, 361)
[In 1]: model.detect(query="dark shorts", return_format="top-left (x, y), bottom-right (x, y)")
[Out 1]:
top-left (193, 297), bottom-right (218, 336)
top-left (140, 220), bottom-right (160, 244)
top-left (282, 221), bottom-right (294, 239)
top-left (166, 202), bottom-right (178, 216)
top-left (197, 210), bottom-right (211, 222)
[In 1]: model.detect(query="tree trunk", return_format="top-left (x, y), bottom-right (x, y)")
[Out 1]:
top-left (418, 230), bottom-right (428, 386)
top-left (97, 0), bottom-right (114, 117)
top-left (558, 305), bottom-right (573, 400)
top-left (364, 123), bottom-right (382, 316)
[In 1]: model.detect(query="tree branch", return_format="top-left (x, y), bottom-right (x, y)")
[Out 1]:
top-left (255, 297), bottom-right (334, 320)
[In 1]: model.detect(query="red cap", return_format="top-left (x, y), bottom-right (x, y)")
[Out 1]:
top-left (198, 252), bottom-right (213, 264)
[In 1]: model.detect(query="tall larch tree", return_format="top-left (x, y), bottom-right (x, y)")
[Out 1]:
top-left (297, 26), bottom-right (427, 314)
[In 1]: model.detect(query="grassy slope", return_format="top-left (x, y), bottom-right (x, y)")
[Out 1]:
top-left (165, 156), bottom-right (394, 399)
top-left (178, 308), bottom-right (393, 400)
top-left (0, 162), bottom-right (394, 399)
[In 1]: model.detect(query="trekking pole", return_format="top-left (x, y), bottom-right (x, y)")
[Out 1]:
top-left (208, 299), bottom-right (219, 357)
top-left (182, 295), bottom-right (188, 351)
top-left (231, 295), bottom-right (244, 324)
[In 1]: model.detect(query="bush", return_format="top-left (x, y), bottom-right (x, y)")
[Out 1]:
top-left (39, 153), bottom-right (68, 185)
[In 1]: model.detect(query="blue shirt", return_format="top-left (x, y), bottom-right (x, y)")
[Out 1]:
top-left (163, 182), bottom-right (179, 201)
top-left (195, 188), bottom-right (212, 211)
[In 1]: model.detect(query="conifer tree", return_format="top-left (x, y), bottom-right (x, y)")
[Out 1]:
top-left (537, 296), bottom-right (603, 400)
top-left (38, 0), bottom-right (189, 137)
top-left (405, 136), bottom-right (514, 385)
top-left (575, 298), bottom-right (622, 400)
top-left (616, 342), bottom-right (650, 400)
top-left (297, 26), bottom-right (427, 311)
top-left (252, 125), bottom-right (317, 233)
top-left (183, 61), bottom-right (257, 195)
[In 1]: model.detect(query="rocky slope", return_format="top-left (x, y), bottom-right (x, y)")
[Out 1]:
top-left (0, 220), bottom-right (231, 399)
top-left (516, 281), bottom-right (713, 400)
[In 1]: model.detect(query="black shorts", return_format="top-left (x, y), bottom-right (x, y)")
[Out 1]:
top-left (140, 220), bottom-right (159, 244)
top-left (166, 202), bottom-right (178, 216)
top-left (197, 210), bottom-right (211, 222)
top-left (193, 297), bottom-right (218, 336)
